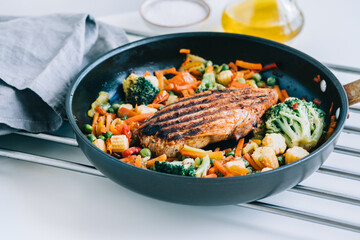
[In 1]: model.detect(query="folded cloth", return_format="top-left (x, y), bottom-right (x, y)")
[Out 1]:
top-left (0, 14), bottom-right (128, 135)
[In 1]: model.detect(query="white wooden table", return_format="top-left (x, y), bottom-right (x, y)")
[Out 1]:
top-left (0, 1), bottom-right (359, 239)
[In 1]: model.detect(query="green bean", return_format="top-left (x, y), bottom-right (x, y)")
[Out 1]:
top-left (104, 131), bottom-right (113, 139)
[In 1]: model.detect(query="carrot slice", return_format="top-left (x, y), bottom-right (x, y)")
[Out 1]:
top-left (179, 149), bottom-right (224, 160)
top-left (156, 67), bottom-right (180, 75)
top-left (243, 153), bottom-right (261, 171)
top-left (146, 154), bottom-right (167, 168)
top-left (208, 167), bottom-right (217, 174)
top-left (229, 80), bottom-right (251, 89)
top-left (155, 71), bottom-right (164, 90)
top-left (135, 155), bottom-right (143, 168)
top-left (325, 115), bottom-right (337, 140)
top-left (104, 113), bottom-right (113, 132)
top-left (213, 160), bottom-right (231, 176)
top-left (205, 173), bottom-right (218, 178)
top-left (95, 106), bottom-right (107, 115)
top-left (174, 82), bottom-right (199, 91)
top-left (272, 85), bottom-right (284, 102)
top-left (106, 138), bottom-right (112, 155)
top-left (91, 112), bottom-right (99, 135)
top-left (244, 71), bottom-right (255, 79)
top-left (117, 107), bottom-right (137, 118)
top-left (125, 113), bottom-right (154, 125)
top-left (236, 60), bottom-right (262, 70)
top-left (142, 71), bottom-right (151, 77)
top-left (228, 62), bottom-right (238, 72)
top-left (235, 138), bottom-right (245, 157)
top-left (179, 48), bottom-right (190, 54)
top-left (280, 89), bottom-right (289, 101)
top-left (147, 103), bottom-right (165, 109)
top-left (206, 65), bottom-right (213, 73)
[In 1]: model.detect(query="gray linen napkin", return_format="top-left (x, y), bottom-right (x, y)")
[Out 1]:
top-left (0, 14), bottom-right (128, 135)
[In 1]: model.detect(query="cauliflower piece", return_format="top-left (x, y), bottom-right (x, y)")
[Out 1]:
top-left (225, 160), bottom-right (249, 176)
top-left (216, 70), bottom-right (233, 86)
top-left (122, 73), bottom-right (138, 96)
top-left (261, 167), bottom-right (273, 172)
top-left (262, 133), bottom-right (287, 155)
top-left (166, 95), bottom-right (178, 105)
top-left (136, 105), bottom-right (157, 114)
top-left (118, 104), bottom-right (133, 110)
top-left (284, 146), bottom-right (309, 164)
top-left (252, 147), bottom-right (279, 169)
top-left (242, 140), bottom-right (259, 155)
top-left (87, 91), bottom-right (109, 117)
top-left (145, 75), bottom-right (159, 89)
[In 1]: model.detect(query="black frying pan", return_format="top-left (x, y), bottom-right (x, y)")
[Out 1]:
top-left (66, 32), bottom-right (356, 205)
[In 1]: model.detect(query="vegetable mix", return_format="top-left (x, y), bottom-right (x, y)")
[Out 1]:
top-left (83, 49), bottom-right (335, 178)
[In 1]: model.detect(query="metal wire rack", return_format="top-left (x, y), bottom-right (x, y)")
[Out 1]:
top-left (0, 33), bottom-right (359, 233)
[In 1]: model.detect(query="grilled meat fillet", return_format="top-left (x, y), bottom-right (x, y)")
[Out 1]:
top-left (139, 88), bottom-right (278, 157)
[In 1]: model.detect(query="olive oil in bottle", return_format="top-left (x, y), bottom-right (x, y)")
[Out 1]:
top-left (221, 0), bottom-right (304, 42)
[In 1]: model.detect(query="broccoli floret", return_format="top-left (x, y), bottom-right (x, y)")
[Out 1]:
top-left (196, 72), bottom-right (225, 93)
top-left (123, 73), bottom-right (159, 106)
top-left (154, 161), bottom-right (195, 177)
top-left (265, 97), bottom-right (325, 150)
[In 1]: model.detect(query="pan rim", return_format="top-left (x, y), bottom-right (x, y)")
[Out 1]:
top-left (66, 32), bottom-right (349, 183)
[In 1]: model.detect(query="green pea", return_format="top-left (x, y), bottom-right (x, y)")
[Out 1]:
top-left (108, 107), bottom-right (115, 114)
top-left (87, 134), bottom-right (96, 142)
top-left (267, 76), bottom-right (277, 86)
top-left (226, 150), bottom-right (235, 157)
top-left (140, 148), bottom-right (152, 158)
top-left (243, 159), bottom-right (250, 168)
top-left (111, 103), bottom-right (121, 112)
top-left (257, 80), bottom-right (266, 88)
top-left (104, 131), bottom-right (113, 139)
top-left (221, 64), bottom-right (230, 71)
top-left (236, 78), bottom-right (246, 84)
top-left (210, 158), bottom-right (215, 166)
top-left (97, 135), bottom-right (106, 141)
top-left (84, 124), bottom-right (93, 134)
top-left (122, 115), bottom-right (128, 120)
top-left (252, 73), bottom-right (262, 82)
top-left (278, 156), bottom-right (285, 166)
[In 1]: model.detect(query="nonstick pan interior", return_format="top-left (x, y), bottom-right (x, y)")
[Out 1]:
top-left (67, 32), bottom-right (348, 205)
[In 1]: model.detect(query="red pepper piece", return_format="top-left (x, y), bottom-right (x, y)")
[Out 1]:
top-left (261, 63), bottom-right (278, 72)
top-left (122, 147), bottom-right (141, 158)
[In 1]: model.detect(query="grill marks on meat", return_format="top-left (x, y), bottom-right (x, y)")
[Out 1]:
top-left (139, 88), bottom-right (278, 157)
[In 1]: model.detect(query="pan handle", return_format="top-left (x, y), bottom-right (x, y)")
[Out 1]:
top-left (343, 79), bottom-right (360, 105)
